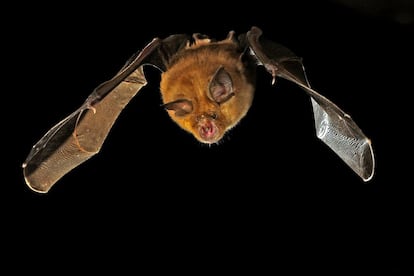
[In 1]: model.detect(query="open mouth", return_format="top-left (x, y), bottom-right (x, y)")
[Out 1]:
top-left (198, 120), bottom-right (219, 143)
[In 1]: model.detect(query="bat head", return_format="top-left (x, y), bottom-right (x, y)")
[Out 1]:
top-left (160, 33), bottom-right (256, 144)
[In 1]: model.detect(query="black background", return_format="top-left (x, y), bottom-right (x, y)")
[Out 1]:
top-left (5, 0), bottom-right (413, 273)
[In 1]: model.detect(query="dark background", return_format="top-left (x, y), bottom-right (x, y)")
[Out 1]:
top-left (5, 0), bottom-right (413, 273)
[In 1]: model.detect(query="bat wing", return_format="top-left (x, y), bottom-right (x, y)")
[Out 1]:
top-left (22, 34), bottom-right (189, 193)
top-left (244, 26), bottom-right (375, 181)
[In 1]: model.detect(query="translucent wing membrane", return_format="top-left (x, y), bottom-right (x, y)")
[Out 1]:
top-left (22, 67), bottom-right (148, 193)
top-left (310, 97), bottom-right (374, 181)
top-left (21, 37), bottom-right (166, 193)
top-left (246, 26), bottom-right (375, 181)
top-left (283, 69), bottom-right (375, 181)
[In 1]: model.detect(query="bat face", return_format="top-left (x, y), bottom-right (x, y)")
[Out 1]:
top-left (159, 34), bottom-right (256, 144)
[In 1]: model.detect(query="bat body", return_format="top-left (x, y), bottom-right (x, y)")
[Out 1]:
top-left (22, 26), bottom-right (375, 193)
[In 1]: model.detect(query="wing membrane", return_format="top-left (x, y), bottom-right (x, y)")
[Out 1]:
top-left (246, 26), bottom-right (375, 181)
top-left (282, 69), bottom-right (375, 181)
top-left (22, 39), bottom-right (161, 193)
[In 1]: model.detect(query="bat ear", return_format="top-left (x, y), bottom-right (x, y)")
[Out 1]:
top-left (162, 99), bottom-right (193, 117)
top-left (209, 67), bottom-right (235, 104)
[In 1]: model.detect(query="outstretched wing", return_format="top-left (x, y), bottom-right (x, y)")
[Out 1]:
top-left (244, 26), bottom-right (375, 181)
top-left (22, 34), bottom-right (189, 193)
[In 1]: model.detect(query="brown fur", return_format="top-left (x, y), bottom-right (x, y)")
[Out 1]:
top-left (160, 36), bottom-right (256, 144)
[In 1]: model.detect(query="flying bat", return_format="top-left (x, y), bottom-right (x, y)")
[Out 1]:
top-left (22, 26), bottom-right (375, 193)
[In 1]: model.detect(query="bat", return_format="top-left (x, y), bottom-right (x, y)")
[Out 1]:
top-left (22, 26), bottom-right (375, 193)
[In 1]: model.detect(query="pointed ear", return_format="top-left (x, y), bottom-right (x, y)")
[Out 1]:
top-left (209, 67), bottom-right (235, 104)
top-left (162, 99), bottom-right (193, 117)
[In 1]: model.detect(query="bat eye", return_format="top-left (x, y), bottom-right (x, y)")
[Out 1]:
top-left (208, 112), bottom-right (218, 120)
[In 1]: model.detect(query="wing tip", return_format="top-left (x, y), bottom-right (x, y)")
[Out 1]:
top-left (23, 168), bottom-right (52, 194)
top-left (360, 138), bottom-right (376, 183)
